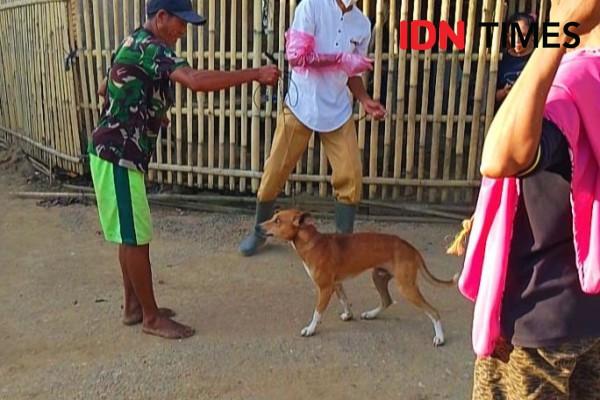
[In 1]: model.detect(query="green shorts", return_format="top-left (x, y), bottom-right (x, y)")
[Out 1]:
top-left (90, 155), bottom-right (152, 246)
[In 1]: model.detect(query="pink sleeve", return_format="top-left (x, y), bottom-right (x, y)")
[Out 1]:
top-left (543, 86), bottom-right (580, 144)
top-left (285, 29), bottom-right (373, 76)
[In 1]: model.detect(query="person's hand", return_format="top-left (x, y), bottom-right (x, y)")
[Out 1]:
top-left (550, 0), bottom-right (600, 40)
top-left (503, 83), bottom-right (512, 95)
top-left (340, 53), bottom-right (374, 76)
top-left (257, 65), bottom-right (281, 86)
top-left (98, 78), bottom-right (107, 97)
top-left (362, 98), bottom-right (386, 120)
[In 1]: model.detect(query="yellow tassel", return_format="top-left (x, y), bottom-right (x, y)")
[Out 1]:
top-left (446, 216), bottom-right (474, 256)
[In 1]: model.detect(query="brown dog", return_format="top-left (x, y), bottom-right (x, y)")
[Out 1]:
top-left (259, 209), bottom-right (457, 346)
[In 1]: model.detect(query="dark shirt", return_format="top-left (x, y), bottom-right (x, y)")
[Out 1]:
top-left (501, 119), bottom-right (600, 348)
top-left (497, 51), bottom-right (530, 90)
top-left (90, 28), bottom-right (188, 172)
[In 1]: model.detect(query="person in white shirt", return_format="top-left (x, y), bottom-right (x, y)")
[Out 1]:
top-left (239, 0), bottom-right (386, 256)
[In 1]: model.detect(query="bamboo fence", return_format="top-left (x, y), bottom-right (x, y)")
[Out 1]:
top-left (0, 0), bottom-right (550, 204)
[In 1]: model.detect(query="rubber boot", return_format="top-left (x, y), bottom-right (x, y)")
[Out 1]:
top-left (335, 202), bottom-right (357, 234)
top-left (239, 201), bottom-right (275, 256)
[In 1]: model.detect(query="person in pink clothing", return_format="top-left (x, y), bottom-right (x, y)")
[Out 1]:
top-left (462, 1), bottom-right (600, 399)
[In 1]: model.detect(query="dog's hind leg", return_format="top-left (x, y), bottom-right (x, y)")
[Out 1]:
top-left (361, 268), bottom-right (393, 320)
top-left (335, 283), bottom-right (353, 321)
top-left (395, 276), bottom-right (445, 347)
top-left (301, 286), bottom-right (334, 337)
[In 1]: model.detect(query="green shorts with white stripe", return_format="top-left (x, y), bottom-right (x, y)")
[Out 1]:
top-left (90, 154), bottom-right (152, 246)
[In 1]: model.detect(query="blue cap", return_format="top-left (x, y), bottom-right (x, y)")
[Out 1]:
top-left (147, 0), bottom-right (206, 26)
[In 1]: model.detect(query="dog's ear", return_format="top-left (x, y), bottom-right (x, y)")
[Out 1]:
top-left (293, 212), bottom-right (313, 227)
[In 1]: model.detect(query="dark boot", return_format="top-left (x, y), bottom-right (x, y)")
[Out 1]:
top-left (239, 201), bottom-right (275, 256)
top-left (335, 202), bottom-right (357, 234)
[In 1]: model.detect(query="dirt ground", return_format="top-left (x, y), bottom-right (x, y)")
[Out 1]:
top-left (0, 153), bottom-right (476, 400)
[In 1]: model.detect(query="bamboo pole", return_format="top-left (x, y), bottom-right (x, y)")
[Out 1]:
top-left (92, 0), bottom-right (103, 114)
top-left (61, 1), bottom-right (83, 171)
top-left (453, 0), bottom-right (477, 202)
top-left (217, 0), bottom-right (226, 189)
top-left (507, 0), bottom-right (515, 17)
top-left (484, 1), bottom-right (505, 135)
top-left (416, 0), bottom-right (435, 202)
top-left (4, 10), bottom-right (18, 130)
top-left (381, 0), bottom-right (396, 200)
top-left (10, 7), bottom-right (25, 141)
top-left (264, 0), bottom-right (275, 163)
top-left (368, 0), bottom-right (385, 199)
top-left (405, 0), bottom-right (422, 196)
top-left (134, 0), bottom-right (141, 28)
top-left (0, 0), bottom-right (66, 11)
top-left (276, 0), bottom-right (286, 117)
top-left (441, 0), bottom-right (464, 202)
top-left (196, 0), bottom-right (206, 188)
top-left (0, 10), bottom-right (9, 130)
top-left (250, 0), bottom-right (263, 192)
top-left (0, 126), bottom-right (81, 163)
top-left (0, 9), bottom-right (11, 130)
top-left (74, 0), bottom-right (92, 151)
top-left (46, 3), bottom-right (65, 169)
top-left (228, 0), bottom-right (238, 191)
top-left (465, 0), bottom-right (494, 202)
top-left (78, 103), bottom-right (489, 124)
top-left (148, 161), bottom-right (481, 187)
top-left (428, 0), bottom-right (452, 202)
top-left (43, 4), bottom-right (57, 169)
top-left (239, 0), bottom-right (249, 192)
top-left (23, 5), bottom-right (35, 158)
top-left (82, 0), bottom-right (99, 126)
top-left (55, 2), bottom-right (73, 168)
top-left (392, 0), bottom-right (409, 199)
top-left (186, 23), bottom-right (194, 187)
top-left (112, 0), bottom-right (120, 47)
top-left (175, 38), bottom-right (183, 185)
top-left (16, 5), bottom-right (29, 157)
top-left (102, 0), bottom-right (110, 69)
top-left (207, 0), bottom-right (216, 188)
top-left (35, 3), bottom-right (49, 162)
top-left (539, 0), bottom-right (549, 28)
top-left (356, 0), bottom-right (369, 190)
top-left (289, 0), bottom-right (305, 197)
top-left (56, 2), bottom-right (72, 165)
top-left (22, 4), bottom-right (35, 160)
top-left (123, 0), bottom-right (130, 39)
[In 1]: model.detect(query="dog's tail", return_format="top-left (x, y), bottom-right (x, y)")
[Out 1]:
top-left (417, 253), bottom-right (458, 287)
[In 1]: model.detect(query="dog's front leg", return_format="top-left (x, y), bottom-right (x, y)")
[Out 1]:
top-left (335, 283), bottom-right (353, 321)
top-left (301, 286), bottom-right (334, 337)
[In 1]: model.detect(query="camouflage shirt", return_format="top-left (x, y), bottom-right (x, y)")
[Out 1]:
top-left (90, 28), bottom-right (188, 172)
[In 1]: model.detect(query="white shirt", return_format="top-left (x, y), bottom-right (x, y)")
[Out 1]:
top-left (285, 0), bottom-right (371, 132)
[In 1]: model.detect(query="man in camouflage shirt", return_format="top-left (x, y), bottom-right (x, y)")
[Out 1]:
top-left (90, 0), bottom-right (279, 339)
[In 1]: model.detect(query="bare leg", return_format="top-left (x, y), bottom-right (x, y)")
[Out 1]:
top-left (119, 245), bottom-right (175, 325)
top-left (122, 244), bottom-right (195, 339)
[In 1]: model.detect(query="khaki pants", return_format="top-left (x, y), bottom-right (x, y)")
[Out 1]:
top-left (257, 107), bottom-right (362, 204)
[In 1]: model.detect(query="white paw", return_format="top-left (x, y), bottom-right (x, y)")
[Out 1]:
top-left (433, 335), bottom-right (445, 347)
top-left (340, 312), bottom-right (353, 321)
top-left (301, 326), bottom-right (316, 337)
top-left (361, 310), bottom-right (377, 320)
